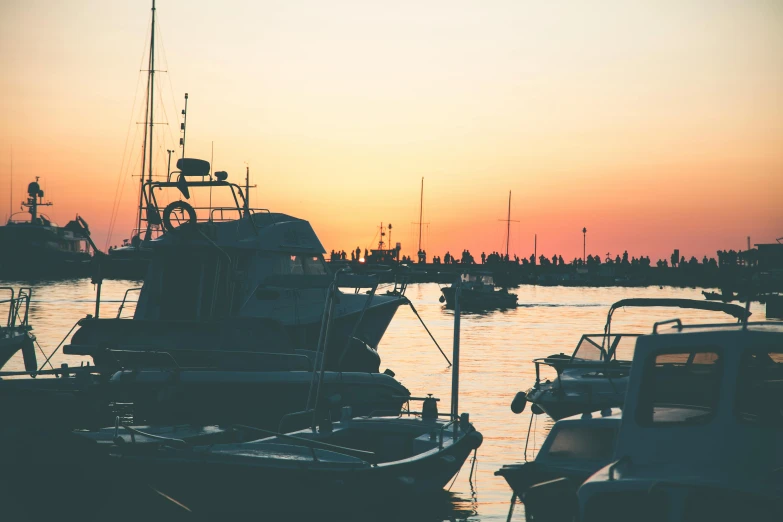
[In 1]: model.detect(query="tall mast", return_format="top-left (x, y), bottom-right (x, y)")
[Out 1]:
top-left (137, 0), bottom-right (156, 241)
top-left (506, 191), bottom-right (511, 259)
top-left (147, 0), bottom-right (156, 185)
top-left (8, 146), bottom-right (12, 222)
top-left (418, 177), bottom-right (424, 252)
top-left (245, 163), bottom-right (250, 216)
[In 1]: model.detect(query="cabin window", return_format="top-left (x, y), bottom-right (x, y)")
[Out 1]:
top-left (546, 425), bottom-right (616, 461)
top-left (303, 256), bottom-right (327, 275)
top-left (637, 349), bottom-right (722, 425)
top-left (736, 348), bottom-right (783, 428)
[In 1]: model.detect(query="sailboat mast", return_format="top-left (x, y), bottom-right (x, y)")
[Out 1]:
top-left (418, 177), bottom-right (424, 252)
top-left (245, 164), bottom-right (250, 216)
top-left (9, 146), bottom-right (12, 222)
top-left (147, 0), bottom-right (156, 184)
top-left (136, 0), bottom-right (156, 241)
top-left (506, 191), bottom-right (511, 259)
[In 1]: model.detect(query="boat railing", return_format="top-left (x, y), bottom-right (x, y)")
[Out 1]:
top-left (0, 287), bottom-right (32, 329)
top-left (116, 288), bottom-right (142, 318)
top-left (231, 424), bottom-right (378, 464)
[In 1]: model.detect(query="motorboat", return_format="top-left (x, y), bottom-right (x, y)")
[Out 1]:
top-left (577, 318), bottom-right (783, 521)
top-left (516, 299), bottom-right (751, 420)
top-left (440, 271), bottom-right (517, 310)
top-left (0, 179), bottom-right (95, 278)
top-left (97, 407), bottom-right (482, 515)
top-left (58, 276), bottom-right (481, 517)
top-left (0, 287), bottom-right (36, 372)
top-left (65, 158), bottom-right (406, 372)
top-left (496, 409), bottom-right (621, 522)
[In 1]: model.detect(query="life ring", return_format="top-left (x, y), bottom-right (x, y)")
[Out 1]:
top-left (162, 200), bottom-right (197, 232)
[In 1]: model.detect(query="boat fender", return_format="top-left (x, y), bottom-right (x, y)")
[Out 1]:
top-left (422, 394), bottom-right (439, 421)
top-left (161, 200), bottom-right (197, 232)
top-left (510, 391), bottom-right (527, 414)
top-left (439, 295), bottom-right (446, 303)
top-left (22, 335), bottom-right (38, 373)
top-left (531, 404), bottom-right (544, 415)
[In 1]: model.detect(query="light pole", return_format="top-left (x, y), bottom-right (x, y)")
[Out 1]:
top-left (582, 227), bottom-right (587, 264)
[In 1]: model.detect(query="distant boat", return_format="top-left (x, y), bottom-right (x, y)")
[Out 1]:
top-left (0, 178), bottom-right (95, 278)
top-left (440, 272), bottom-right (518, 310)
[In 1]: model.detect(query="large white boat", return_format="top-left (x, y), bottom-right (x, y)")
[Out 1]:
top-left (66, 158), bottom-right (406, 372)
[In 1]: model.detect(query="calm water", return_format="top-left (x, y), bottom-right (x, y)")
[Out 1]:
top-left (0, 280), bottom-right (769, 521)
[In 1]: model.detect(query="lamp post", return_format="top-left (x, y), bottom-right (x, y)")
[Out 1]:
top-left (582, 227), bottom-right (587, 264)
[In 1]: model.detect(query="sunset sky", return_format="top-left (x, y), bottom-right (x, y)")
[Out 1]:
top-left (1, 0), bottom-right (781, 261)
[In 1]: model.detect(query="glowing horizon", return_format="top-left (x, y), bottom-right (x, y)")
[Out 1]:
top-left (1, 0), bottom-right (781, 262)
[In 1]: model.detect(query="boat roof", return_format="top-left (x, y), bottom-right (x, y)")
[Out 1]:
top-left (606, 298), bottom-right (751, 326)
top-left (152, 212), bottom-right (326, 253)
top-left (655, 320), bottom-right (783, 335)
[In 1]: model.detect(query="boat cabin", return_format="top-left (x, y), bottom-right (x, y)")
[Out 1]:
top-left (578, 320), bottom-right (783, 521)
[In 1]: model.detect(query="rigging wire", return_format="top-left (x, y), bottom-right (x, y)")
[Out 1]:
top-left (105, 19), bottom-right (151, 250)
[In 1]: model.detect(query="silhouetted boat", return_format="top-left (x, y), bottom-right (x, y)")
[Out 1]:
top-left (0, 179), bottom-right (95, 278)
top-left (577, 317), bottom-right (783, 521)
top-left (519, 298), bottom-right (751, 420)
top-left (496, 409), bottom-right (621, 522)
top-left (0, 287), bottom-right (36, 372)
top-left (440, 272), bottom-right (517, 310)
top-left (66, 158), bottom-right (406, 371)
top-left (80, 281), bottom-right (481, 516)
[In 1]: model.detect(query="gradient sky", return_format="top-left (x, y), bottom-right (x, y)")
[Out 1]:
top-left (1, 0), bottom-right (781, 261)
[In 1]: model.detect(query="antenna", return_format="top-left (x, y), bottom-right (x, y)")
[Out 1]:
top-left (180, 92), bottom-right (189, 159)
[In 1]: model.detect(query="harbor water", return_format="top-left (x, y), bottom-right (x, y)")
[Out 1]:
top-left (0, 280), bottom-right (769, 521)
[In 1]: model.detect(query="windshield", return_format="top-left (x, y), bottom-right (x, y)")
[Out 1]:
top-left (461, 274), bottom-right (493, 285)
top-left (638, 349), bottom-right (722, 425)
top-left (573, 336), bottom-right (607, 361)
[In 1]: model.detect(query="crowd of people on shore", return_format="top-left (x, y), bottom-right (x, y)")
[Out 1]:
top-left (328, 246), bottom-right (757, 270)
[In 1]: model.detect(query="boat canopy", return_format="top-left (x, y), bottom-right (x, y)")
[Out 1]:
top-left (605, 298), bottom-right (751, 334)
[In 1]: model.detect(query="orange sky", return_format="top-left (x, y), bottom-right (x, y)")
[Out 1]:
top-left (1, 0), bottom-right (781, 261)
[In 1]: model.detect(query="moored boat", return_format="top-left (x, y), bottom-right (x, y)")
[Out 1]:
top-left (440, 272), bottom-right (517, 310)
top-left (518, 298), bottom-right (751, 420)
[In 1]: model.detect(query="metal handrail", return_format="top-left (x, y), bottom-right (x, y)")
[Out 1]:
top-left (652, 318), bottom-right (683, 334)
top-left (116, 288), bottom-right (142, 318)
top-left (231, 424), bottom-right (376, 464)
top-left (113, 417), bottom-right (189, 448)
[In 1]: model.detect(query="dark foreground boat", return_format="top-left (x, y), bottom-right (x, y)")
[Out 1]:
top-left (496, 410), bottom-right (621, 522)
top-left (102, 410), bottom-right (482, 515)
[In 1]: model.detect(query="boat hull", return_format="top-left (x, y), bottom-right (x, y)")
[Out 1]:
top-left (110, 420), bottom-right (483, 515)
